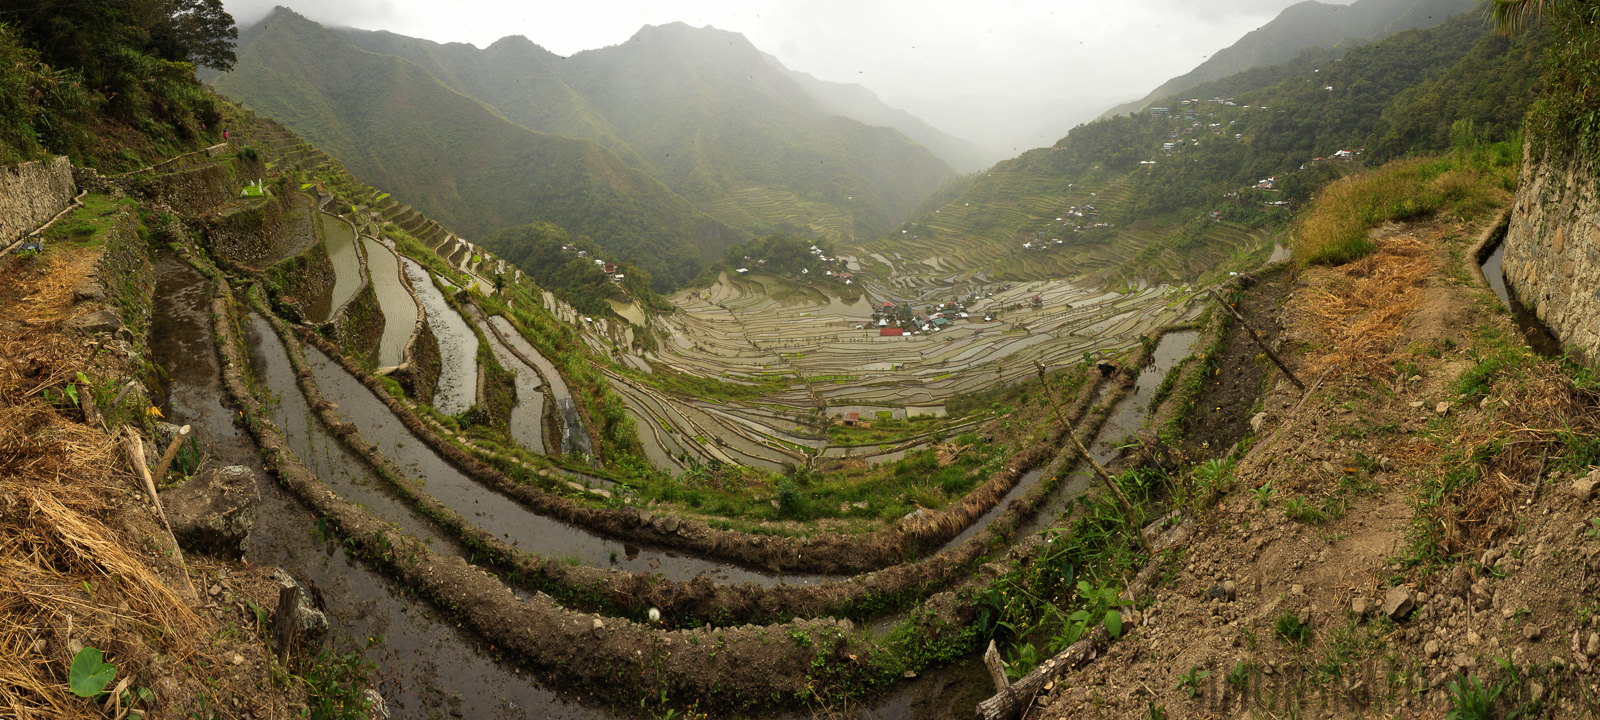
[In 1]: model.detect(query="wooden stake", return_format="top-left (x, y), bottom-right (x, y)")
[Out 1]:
top-left (151, 424), bottom-right (192, 485)
top-left (275, 584), bottom-right (301, 666)
top-left (121, 426), bottom-right (198, 603)
top-left (1035, 361), bottom-right (1153, 557)
top-left (984, 640), bottom-right (1013, 695)
top-left (1209, 289), bottom-right (1304, 390)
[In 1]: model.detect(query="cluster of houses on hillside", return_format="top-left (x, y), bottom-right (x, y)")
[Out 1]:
top-left (561, 244), bottom-right (626, 283)
top-left (863, 295), bottom-right (1000, 336)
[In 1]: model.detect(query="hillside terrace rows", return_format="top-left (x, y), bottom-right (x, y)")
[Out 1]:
top-left (650, 270), bottom-right (1199, 410)
top-left (58, 109), bottom-right (1248, 711)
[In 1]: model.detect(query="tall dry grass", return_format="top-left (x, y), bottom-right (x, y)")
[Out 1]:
top-left (1293, 151), bottom-right (1515, 266)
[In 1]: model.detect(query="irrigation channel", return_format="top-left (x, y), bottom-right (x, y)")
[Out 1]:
top-left (149, 254), bottom-right (608, 719)
top-left (1478, 232), bottom-right (1563, 357)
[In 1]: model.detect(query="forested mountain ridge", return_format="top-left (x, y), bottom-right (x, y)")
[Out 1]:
top-left (331, 21), bottom-right (960, 243)
top-left (1099, 0), bottom-right (1478, 119)
top-left (212, 7), bottom-right (743, 291)
top-left (869, 8), bottom-right (1543, 284)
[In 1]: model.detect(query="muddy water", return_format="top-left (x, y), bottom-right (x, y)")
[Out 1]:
top-left (1480, 242), bottom-right (1563, 357)
top-left (300, 339), bottom-right (821, 586)
top-left (363, 238), bottom-right (417, 368)
top-left (1018, 330), bottom-right (1201, 536)
top-left (479, 321), bottom-right (547, 453)
top-left (400, 256), bottom-right (478, 415)
top-left (151, 256), bottom-right (248, 462)
top-left (148, 261), bottom-right (604, 719)
top-left (245, 313), bottom-right (463, 553)
top-left (487, 315), bottom-right (593, 457)
top-left (308, 214), bottom-right (362, 324)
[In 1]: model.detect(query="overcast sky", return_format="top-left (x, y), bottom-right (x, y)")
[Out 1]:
top-left (222, 0), bottom-right (1353, 153)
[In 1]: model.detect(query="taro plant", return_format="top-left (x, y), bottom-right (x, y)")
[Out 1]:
top-left (69, 647), bottom-right (116, 698)
top-left (1174, 664), bottom-right (1211, 698)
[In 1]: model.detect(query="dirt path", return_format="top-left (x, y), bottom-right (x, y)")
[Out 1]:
top-left (1033, 215), bottom-right (1600, 719)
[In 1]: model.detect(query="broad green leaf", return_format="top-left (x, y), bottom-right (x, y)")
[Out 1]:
top-left (68, 647), bottom-right (116, 698)
top-left (65, 384), bottom-right (79, 406)
top-left (1105, 610), bottom-right (1123, 638)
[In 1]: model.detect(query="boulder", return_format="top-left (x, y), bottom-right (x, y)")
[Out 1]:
top-left (1573, 471), bottom-right (1599, 502)
top-left (272, 569), bottom-right (329, 646)
top-left (66, 308), bottom-right (126, 338)
top-left (72, 280), bottom-right (105, 303)
top-left (160, 465), bottom-right (259, 558)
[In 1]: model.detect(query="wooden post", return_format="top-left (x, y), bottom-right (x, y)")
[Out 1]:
top-left (984, 640), bottom-right (1013, 696)
top-left (274, 585), bottom-right (300, 666)
top-left (151, 424), bottom-right (192, 485)
top-left (121, 426), bottom-right (197, 602)
top-left (1209, 289), bottom-right (1304, 391)
top-left (1034, 361), bottom-right (1153, 557)
top-left (78, 390), bottom-right (103, 430)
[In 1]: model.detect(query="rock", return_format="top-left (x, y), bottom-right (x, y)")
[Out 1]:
top-left (1524, 624), bottom-right (1542, 642)
top-left (160, 465), bottom-right (259, 558)
top-left (1436, 402), bottom-right (1451, 415)
top-left (1408, 401), bottom-right (1424, 408)
top-left (1383, 585), bottom-right (1415, 622)
top-left (364, 688), bottom-right (390, 719)
top-left (66, 308), bottom-right (126, 338)
top-left (1352, 597), bottom-right (1370, 617)
top-left (271, 570), bottom-right (329, 646)
top-left (230, 653), bottom-right (243, 665)
top-left (1207, 585), bottom-right (1228, 601)
top-left (1224, 580), bottom-right (1237, 601)
top-left (1250, 412), bottom-right (1267, 433)
top-left (592, 618), bottom-right (605, 638)
top-left (1587, 632), bottom-right (1600, 658)
top-left (1425, 640), bottom-right (1441, 659)
top-left (1531, 682), bottom-right (1547, 703)
top-left (636, 510), bottom-right (653, 527)
top-left (1467, 630), bottom-right (1481, 645)
top-left (72, 280), bottom-right (105, 303)
top-left (1573, 474), bottom-right (1598, 502)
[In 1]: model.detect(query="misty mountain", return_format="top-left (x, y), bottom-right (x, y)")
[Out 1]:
top-left (212, 7), bottom-right (742, 290)
top-left (1098, 0), bottom-right (1478, 119)
top-left (334, 21), bottom-right (960, 241)
top-left (760, 57), bottom-right (1002, 173)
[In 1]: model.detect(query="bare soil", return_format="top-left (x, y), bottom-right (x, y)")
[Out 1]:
top-left (1033, 216), bottom-right (1600, 719)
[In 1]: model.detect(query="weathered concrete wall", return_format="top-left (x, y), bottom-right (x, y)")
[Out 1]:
top-left (1, 156), bottom-right (76, 246)
top-left (1502, 146), bottom-right (1600, 363)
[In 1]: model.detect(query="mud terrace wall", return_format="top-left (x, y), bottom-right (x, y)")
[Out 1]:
top-left (1502, 147), bottom-right (1600, 363)
top-left (198, 189), bottom-right (316, 269)
top-left (0, 157), bottom-right (76, 246)
top-left (326, 279), bottom-right (384, 367)
top-left (134, 160), bottom-right (250, 216)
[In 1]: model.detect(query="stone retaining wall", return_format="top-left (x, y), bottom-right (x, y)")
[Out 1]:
top-left (0, 156), bottom-right (76, 246)
top-left (1501, 146), bottom-right (1600, 363)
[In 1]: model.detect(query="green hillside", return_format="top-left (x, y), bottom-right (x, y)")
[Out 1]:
top-left (1099, 0), bottom-right (1477, 119)
top-left (336, 22), bottom-right (957, 243)
top-left (213, 8), bottom-right (743, 291)
top-left (872, 9), bottom-right (1544, 283)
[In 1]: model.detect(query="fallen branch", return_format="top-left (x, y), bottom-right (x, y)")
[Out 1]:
top-left (975, 516), bottom-right (1193, 720)
top-left (1209, 289), bottom-right (1303, 391)
top-left (151, 424), bottom-right (192, 486)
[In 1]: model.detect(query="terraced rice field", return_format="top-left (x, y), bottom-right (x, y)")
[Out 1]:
top-left (700, 185), bottom-right (855, 240)
top-left (307, 213), bottom-right (362, 323)
top-left (572, 269), bottom-right (1202, 472)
